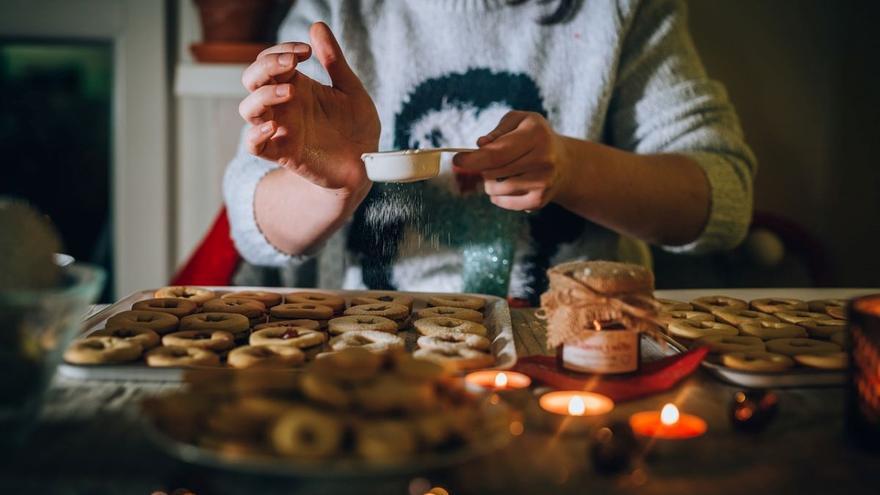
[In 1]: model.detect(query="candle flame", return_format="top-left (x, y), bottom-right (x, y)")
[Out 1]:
top-left (593, 320), bottom-right (602, 331)
top-left (568, 396), bottom-right (586, 416)
top-left (494, 372), bottom-right (508, 389)
top-left (660, 403), bottom-right (679, 425)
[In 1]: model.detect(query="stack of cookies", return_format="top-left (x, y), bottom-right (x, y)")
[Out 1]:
top-left (658, 296), bottom-right (849, 372)
top-left (142, 348), bottom-right (511, 465)
top-left (64, 287), bottom-right (497, 372)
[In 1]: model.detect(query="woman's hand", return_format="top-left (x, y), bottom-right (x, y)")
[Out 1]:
top-left (239, 22), bottom-right (379, 194)
top-left (452, 111), bottom-right (571, 211)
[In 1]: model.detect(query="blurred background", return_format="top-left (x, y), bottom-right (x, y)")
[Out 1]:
top-left (1, 0), bottom-right (878, 300)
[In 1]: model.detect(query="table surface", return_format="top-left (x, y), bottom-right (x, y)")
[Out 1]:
top-left (2, 289), bottom-right (878, 494)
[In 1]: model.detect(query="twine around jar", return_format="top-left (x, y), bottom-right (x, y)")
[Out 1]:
top-left (538, 268), bottom-right (661, 348)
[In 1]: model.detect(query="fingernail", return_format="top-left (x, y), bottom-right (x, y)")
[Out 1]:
top-left (293, 44), bottom-right (310, 56)
top-left (275, 85), bottom-right (289, 97)
top-left (261, 123), bottom-right (273, 133)
top-left (278, 53), bottom-right (293, 66)
top-left (496, 177), bottom-right (507, 183)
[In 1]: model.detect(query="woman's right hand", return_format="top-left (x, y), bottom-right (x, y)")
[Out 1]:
top-left (239, 22), bottom-right (379, 194)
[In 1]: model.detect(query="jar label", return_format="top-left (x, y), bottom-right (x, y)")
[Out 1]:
top-left (562, 330), bottom-right (639, 374)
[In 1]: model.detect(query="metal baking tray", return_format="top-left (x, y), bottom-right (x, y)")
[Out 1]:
top-left (59, 286), bottom-right (516, 382)
top-left (655, 288), bottom-right (880, 388)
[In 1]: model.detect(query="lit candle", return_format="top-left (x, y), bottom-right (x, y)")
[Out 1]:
top-left (629, 403), bottom-right (707, 440)
top-left (538, 391), bottom-right (615, 417)
top-left (464, 371), bottom-right (531, 391)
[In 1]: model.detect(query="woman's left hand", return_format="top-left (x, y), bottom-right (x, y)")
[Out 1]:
top-left (452, 111), bottom-right (571, 211)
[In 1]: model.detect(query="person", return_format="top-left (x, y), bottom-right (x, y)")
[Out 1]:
top-left (223, 0), bottom-right (756, 304)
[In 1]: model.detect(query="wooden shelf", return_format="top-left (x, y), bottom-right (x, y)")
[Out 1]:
top-left (174, 63), bottom-right (247, 98)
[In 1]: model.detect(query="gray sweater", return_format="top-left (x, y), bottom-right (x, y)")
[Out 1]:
top-left (223, 0), bottom-right (756, 301)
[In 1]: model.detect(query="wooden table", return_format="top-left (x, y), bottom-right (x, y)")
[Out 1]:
top-left (1, 289), bottom-right (878, 494)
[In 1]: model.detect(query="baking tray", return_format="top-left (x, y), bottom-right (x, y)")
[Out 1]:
top-left (655, 288), bottom-right (880, 388)
top-left (59, 286), bottom-right (516, 382)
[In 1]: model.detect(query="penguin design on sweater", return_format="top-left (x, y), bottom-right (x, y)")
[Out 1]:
top-left (348, 68), bottom-right (585, 302)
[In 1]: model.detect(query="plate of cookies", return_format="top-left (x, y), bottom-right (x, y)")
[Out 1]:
top-left (653, 288), bottom-right (877, 388)
top-left (58, 286), bottom-right (515, 381)
top-left (140, 348), bottom-right (515, 477)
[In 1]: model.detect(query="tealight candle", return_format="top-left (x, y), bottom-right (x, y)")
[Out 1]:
top-left (464, 371), bottom-right (532, 391)
top-left (539, 391), bottom-right (615, 417)
top-left (629, 403), bottom-right (707, 440)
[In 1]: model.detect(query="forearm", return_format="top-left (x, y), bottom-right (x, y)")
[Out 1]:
top-left (255, 168), bottom-right (370, 255)
top-left (555, 137), bottom-right (710, 247)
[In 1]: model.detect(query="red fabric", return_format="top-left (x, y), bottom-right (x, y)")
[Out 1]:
top-left (171, 207), bottom-right (240, 286)
top-left (513, 346), bottom-right (709, 403)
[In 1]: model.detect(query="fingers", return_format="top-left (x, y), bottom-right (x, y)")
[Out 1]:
top-left (246, 121), bottom-right (278, 156)
top-left (477, 111), bottom-right (528, 146)
top-left (238, 84), bottom-right (294, 124)
top-left (309, 21), bottom-right (363, 93)
top-left (453, 131), bottom-right (532, 172)
top-left (489, 190), bottom-right (544, 212)
top-left (483, 170), bottom-right (551, 197)
top-left (242, 43), bottom-right (311, 92)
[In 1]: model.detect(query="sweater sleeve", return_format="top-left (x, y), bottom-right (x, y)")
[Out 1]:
top-left (608, 0), bottom-right (757, 254)
top-left (222, 0), bottom-right (331, 267)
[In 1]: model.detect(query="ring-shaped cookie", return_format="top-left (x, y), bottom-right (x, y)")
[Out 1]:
top-left (658, 311), bottom-right (714, 329)
top-left (91, 326), bottom-right (160, 350)
top-left (179, 312), bottom-right (250, 337)
top-left (328, 315), bottom-right (398, 335)
top-left (667, 320), bottom-right (738, 340)
top-left (656, 298), bottom-right (694, 312)
top-left (253, 319), bottom-right (320, 331)
top-left (427, 294), bottom-right (485, 311)
top-left (413, 347), bottom-right (495, 371)
top-left (329, 330), bottom-right (405, 353)
top-left (286, 292), bottom-right (346, 313)
top-left (355, 420), bottom-right (418, 462)
top-left (309, 348), bottom-right (383, 382)
top-left (417, 332), bottom-right (491, 352)
top-left (691, 295), bottom-right (747, 313)
top-left (344, 303), bottom-right (409, 322)
top-left (749, 298), bottom-right (808, 314)
top-left (301, 372), bottom-right (351, 408)
top-left (355, 375), bottom-right (437, 413)
top-left (414, 317), bottom-right (488, 337)
top-left (153, 286), bottom-right (215, 305)
top-left (793, 352), bottom-right (848, 370)
top-left (132, 297), bottom-right (198, 318)
top-left (227, 345), bottom-right (305, 369)
top-left (765, 337), bottom-right (841, 356)
top-left (162, 330), bottom-right (235, 351)
top-left (270, 302), bottom-right (334, 321)
top-left (203, 297), bottom-right (267, 320)
top-left (721, 351), bottom-right (795, 372)
top-left (145, 345), bottom-right (220, 367)
top-left (350, 292), bottom-right (414, 311)
top-left (774, 311), bottom-right (828, 324)
top-left (106, 310), bottom-right (179, 335)
top-left (738, 321), bottom-right (807, 340)
top-left (271, 407), bottom-right (343, 458)
top-left (222, 290), bottom-right (283, 308)
top-left (712, 309), bottom-right (779, 326)
top-left (64, 336), bottom-right (143, 364)
top-left (799, 318), bottom-right (847, 339)
top-left (825, 306), bottom-right (846, 320)
top-left (807, 298), bottom-right (847, 314)
top-left (250, 326), bottom-right (326, 348)
top-left (693, 335), bottom-right (765, 354)
top-left (414, 306), bottom-right (484, 323)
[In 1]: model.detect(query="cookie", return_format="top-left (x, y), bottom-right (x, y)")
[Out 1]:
top-left (774, 311), bottom-right (828, 324)
top-left (179, 312), bottom-right (250, 338)
top-left (691, 296), bottom-right (747, 313)
top-left (738, 321), bottom-right (807, 340)
top-left (223, 290), bottom-right (283, 308)
top-left (350, 292), bottom-right (414, 311)
top-left (91, 327), bottom-right (160, 350)
top-left (271, 302), bottom-right (334, 321)
top-left (414, 317), bottom-right (488, 337)
top-left (162, 330), bottom-right (235, 352)
top-left (749, 298), bottom-right (807, 314)
top-left (64, 336), bottom-right (142, 365)
top-left (227, 345), bottom-right (305, 369)
top-left (203, 297), bottom-right (267, 321)
top-left (145, 345), bottom-right (220, 367)
top-left (793, 352), bottom-right (847, 370)
top-left (799, 318), bottom-right (847, 339)
top-left (693, 335), bottom-right (765, 354)
top-left (656, 298), bottom-right (693, 312)
top-left (106, 310), bottom-right (179, 335)
top-left (253, 319), bottom-right (320, 332)
top-left (132, 298), bottom-right (198, 318)
top-left (328, 330), bottom-right (405, 353)
top-left (417, 332), bottom-right (491, 352)
top-left (721, 351), bottom-right (794, 372)
top-left (344, 303), bottom-right (409, 323)
top-left (413, 347), bottom-right (494, 371)
top-left (250, 326), bottom-right (326, 348)
top-left (427, 294), bottom-right (486, 311)
top-left (712, 309), bottom-right (779, 326)
top-left (327, 315), bottom-right (398, 335)
top-left (414, 306), bottom-right (483, 323)
top-left (153, 286), bottom-right (215, 305)
top-left (765, 338), bottom-right (841, 356)
top-left (667, 320), bottom-right (738, 340)
top-left (271, 407), bottom-right (343, 458)
top-left (285, 292), bottom-right (346, 314)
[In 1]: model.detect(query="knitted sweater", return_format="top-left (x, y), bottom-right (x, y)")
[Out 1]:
top-left (223, 0), bottom-right (756, 301)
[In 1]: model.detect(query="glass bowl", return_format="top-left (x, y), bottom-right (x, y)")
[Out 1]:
top-left (0, 262), bottom-right (105, 446)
